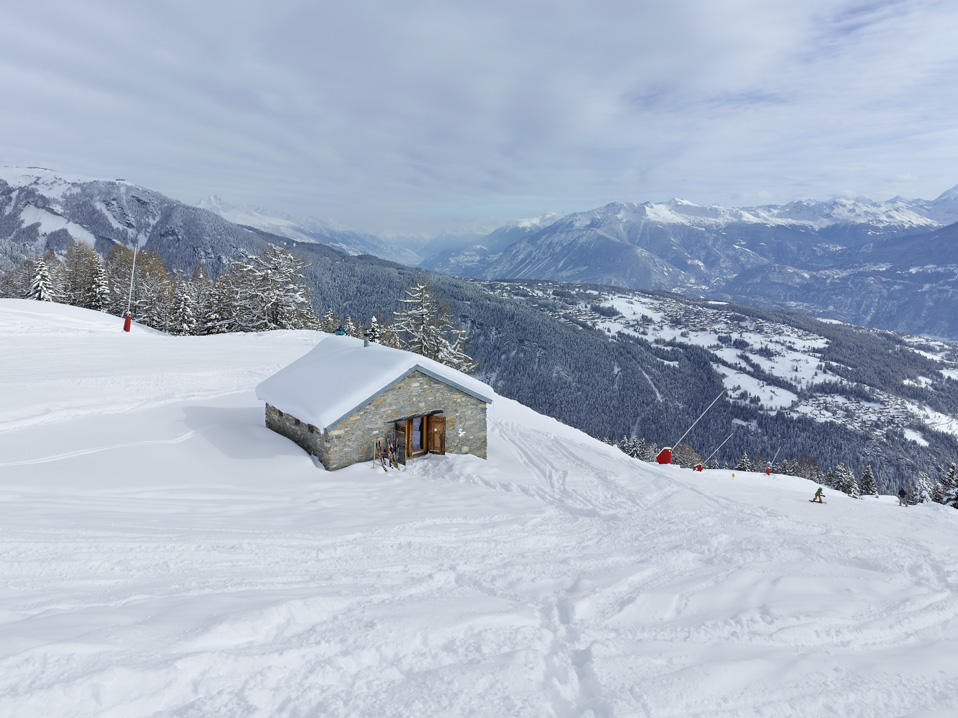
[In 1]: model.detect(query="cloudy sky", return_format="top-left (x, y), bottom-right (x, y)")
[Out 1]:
top-left (2, 0), bottom-right (957, 235)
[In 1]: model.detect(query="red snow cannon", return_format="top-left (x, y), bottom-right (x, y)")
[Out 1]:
top-left (765, 467), bottom-right (771, 476)
top-left (693, 464), bottom-right (703, 472)
top-left (123, 312), bottom-right (132, 332)
top-left (656, 447), bottom-right (672, 465)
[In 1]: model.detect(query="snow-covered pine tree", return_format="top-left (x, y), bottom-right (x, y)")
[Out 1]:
top-left (393, 281), bottom-right (477, 372)
top-left (27, 256), bottom-right (59, 302)
top-left (169, 276), bottom-right (198, 336)
top-left (912, 472), bottom-right (936, 504)
top-left (187, 263), bottom-right (213, 330)
top-left (198, 276), bottom-right (234, 335)
top-left (823, 465), bottom-right (838, 489)
top-left (859, 464), bottom-right (878, 497)
top-left (227, 244), bottom-right (316, 332)
top-left (0, 256), bottom-right (32, 299)
top-left (438, 313), bottom-right (478, 373)
top-left (343, 316), bottom-right (359, 338)
top-left (84, 250), bottom-right (110, 312)
top-left (829, 463), bottom-right (860, 497)
top-left (378, 320), bottom-right (402, 349)
top-left (640, 439), bottom-right (659, 463)
top-left (942, 463), bottom-right (958, 509)
top-left (394, 281), bottom-right (443, 358)
top-left (320, 308), bottom-right (340, 334)
top-left (734, 452), bottom-right (753, 472)
top-left (366, 316), bottom-right (383, 344)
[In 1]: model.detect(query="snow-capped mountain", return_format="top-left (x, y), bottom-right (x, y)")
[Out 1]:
top-left (0, 167), bottom-right (272, 276)
top-left (418, 212), bottom-right (563, 275)
top-left (416, 189), bottom-right (958, 339)
top-left (196, 194), bottom-right (423, 266)
top-left (426, 191), bottom-right (958, 288)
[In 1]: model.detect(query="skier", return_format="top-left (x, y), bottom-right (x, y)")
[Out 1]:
top-left (898, 486), bottom-right (907, 506)
top-left (811, 487), bottom-right (824, 503)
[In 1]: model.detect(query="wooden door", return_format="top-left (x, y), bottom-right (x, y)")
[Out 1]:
top-left (427, 416), bottom-right (445, 455)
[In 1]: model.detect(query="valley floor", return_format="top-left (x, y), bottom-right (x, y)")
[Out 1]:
top-left (1, 299), bottom-right (957, 718)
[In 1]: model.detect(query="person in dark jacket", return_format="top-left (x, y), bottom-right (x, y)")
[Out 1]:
top-left (898, 486), bottom-right (908, 506)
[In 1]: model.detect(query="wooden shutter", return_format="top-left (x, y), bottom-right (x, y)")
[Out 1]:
top-left (394, 421), bottom-right (407, 464)
top-left (428, 416), bottom-right (445, 455)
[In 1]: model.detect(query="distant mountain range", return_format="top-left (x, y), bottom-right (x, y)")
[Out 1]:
top-left (195, 194), bottom-right (423, 267)
top-left (415, 191), bottom-right (958, 340)
top-left (195, 179), bottom-right (958, 338)
top-left (4, 166), bottom-right (958, 488)
top-left (5, 166), bottom-right (958, 340)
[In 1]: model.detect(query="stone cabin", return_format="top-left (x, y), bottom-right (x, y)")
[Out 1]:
top-left (255, 336), bottom-right (493, 470)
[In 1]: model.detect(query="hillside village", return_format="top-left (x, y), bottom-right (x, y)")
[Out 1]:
top-left (480, 279), bottom-right (958, 458)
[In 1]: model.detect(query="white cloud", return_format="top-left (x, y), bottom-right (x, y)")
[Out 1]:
top-left (1, 0), bottom-right (957, 234)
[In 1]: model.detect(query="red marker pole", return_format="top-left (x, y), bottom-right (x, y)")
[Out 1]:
top-left (123, 241), bottom-right (139, 332)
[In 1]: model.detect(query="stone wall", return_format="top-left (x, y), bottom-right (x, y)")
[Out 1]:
top-left (265, 370), bottom-right (488, 471)
top-left (265, 403), bottom-right (328, 464)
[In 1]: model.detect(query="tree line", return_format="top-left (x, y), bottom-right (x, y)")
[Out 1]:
top-left (0, 241), bottom-right (476, 372)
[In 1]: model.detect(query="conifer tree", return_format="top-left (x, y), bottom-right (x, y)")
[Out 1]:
top-left (227, 244), bottom-right (315, 331)
top-left (735, 452), bottom-right (753, 472)
top-left (198, 276), bottom-right (234, 335)
top-left (366, 315), bottom-right (383, 344)
top-left (941, 463), bottom-right (958, 509)
top-left (344, 316), bottom-right (359, 338)
top-left (187, 263), bottom-right (213, 329)
top-left (831, 463), bottom-right (861, 498)
top-left (27, 256), bottom-right (58, 302)
top-left (393, 281), bottom-right (477, 372)
top-left (379, 321), bottom-right (402, 349)
top-left (859, 464), bottom-right (878, 497)
top-left (912, 472), bottom-right (936, 504)
top-left (320, 308), bottom-right (340, 334)
top-left (85, 250), bottom-right (110, 312)
top-left (169, 276), bottom-right (198, 336)
top-left (0, 257), bottom-right (32, 299)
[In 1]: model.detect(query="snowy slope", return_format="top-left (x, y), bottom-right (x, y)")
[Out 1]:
top-left (2, 299), bottom-right (958, 717)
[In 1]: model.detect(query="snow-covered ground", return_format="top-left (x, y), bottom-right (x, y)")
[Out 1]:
top-left (2, 299), bottom-right (958, 718)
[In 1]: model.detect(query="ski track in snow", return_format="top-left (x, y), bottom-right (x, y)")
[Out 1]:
top-left (0, 430), bottom-right (199, 466)
top-left (2, 299), bottom-right (958, 717)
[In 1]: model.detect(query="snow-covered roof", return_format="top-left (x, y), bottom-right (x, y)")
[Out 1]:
top-left (255, 335), bottom-right (493, 430)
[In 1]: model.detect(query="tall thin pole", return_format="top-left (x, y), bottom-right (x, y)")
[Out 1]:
top-left (672, 390), bottom-right (725, 453)
top-left (125, 240), bottom-right (140, 317)
top-left (704, 432), bottom-right (734, 465)
top-left (769, 447), bottom-right (781, 468)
